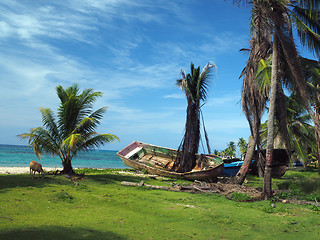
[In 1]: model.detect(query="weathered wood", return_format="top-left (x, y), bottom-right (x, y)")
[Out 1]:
top-left (121, 181), bottom-right (217, 193)
top-left (121, 181), bottom-right (181, 191)
top-left (117, 141), bottom-right (224, 181)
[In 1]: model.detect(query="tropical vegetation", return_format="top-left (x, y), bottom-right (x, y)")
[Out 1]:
top-left (238, 137), bottom-right (248, 157)
top-left (260, 94), bottom-right (316, 165)
top-left (18, 84), bottom-right (119, 174)
top-left (172, 62), bottom-right (216, 172)
top-left (234, 0), bottom-right (320, 199)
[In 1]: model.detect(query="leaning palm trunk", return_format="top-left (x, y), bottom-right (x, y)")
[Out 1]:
top-left (235, 0), bottom-right (271, 184)
top-left (264, 32), bottom-right (279, 199)
top-left (234, 135), bottom-right (256, 184)
top-left (314, 105), bottom-right (320, 175)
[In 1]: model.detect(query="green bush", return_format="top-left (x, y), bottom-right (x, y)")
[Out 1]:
top-left (310, 205), bottom-right (320, 212)
top-left (277, 181), bottom-right (291, 190)
top-left (53, 191), bottom-right (74, 202)
top-left (276, 191), bottom-right (292, 199)
top-left (228, 192), bottom-right (252, 202)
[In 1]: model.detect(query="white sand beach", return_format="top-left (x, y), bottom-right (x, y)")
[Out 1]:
top-left (0, 167), bottom-right (63, 174)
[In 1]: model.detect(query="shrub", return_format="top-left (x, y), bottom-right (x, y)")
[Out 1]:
top-left (53, 191), bottom-right (74, 202)
top-left (310, 205), bottom-right (320, 212)
top-left (228, 192), bottom-right (252, 202)
top-left (277, 181), bottom-right (291, 190)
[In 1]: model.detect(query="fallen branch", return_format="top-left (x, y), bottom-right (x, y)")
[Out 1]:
top-left (121, 181), bottom-right (217, 193)
top-left (121, 181), bottom-right (182, 191)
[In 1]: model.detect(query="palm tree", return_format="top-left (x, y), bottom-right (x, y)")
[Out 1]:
top-left (172, 62), bottom-right (216, 173)
top-left (225, 141), bottom-right (237, 158)
top-left (234, 1), bottom-right (271, 185)
top-left (260, 94), bottom-right (316, 164)
top-left (301, 57), bottom-right (320, 174)
top-left (213, 149), bottom-right (221, 156)
top-left (234, 0), bottom-right (320, 199)
top-left (238, 138), bottom-right (248, 158)
top-left (18, 84), bottom-right (119, 174)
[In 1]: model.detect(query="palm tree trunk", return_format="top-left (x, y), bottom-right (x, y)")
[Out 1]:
top-left (62, 160), bottom-right (75, 174)
top-left (174, 100), bottom-right (200, 173)
top-left (314, 105), bottom-right (320, 175)
top-left (234, 135), bottom-right (256, 184)
top-left (264, 33), bottom-right (279, 200)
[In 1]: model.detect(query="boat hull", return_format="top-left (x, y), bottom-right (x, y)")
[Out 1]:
top-left (117, 141), bottom-right (224, 181)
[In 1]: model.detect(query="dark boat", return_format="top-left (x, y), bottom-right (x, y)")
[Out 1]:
top-left (117, 141), bottom-right (224, 181)
top-left (250, 149), bottom-right (290, 178)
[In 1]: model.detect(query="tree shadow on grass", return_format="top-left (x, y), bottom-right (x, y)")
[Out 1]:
top-left (85, 173), bottom-right (147, 185)
top-left (0, 226), bottom-right (127, 240)
top-left (0, 172), bottom-right (147, 192)
top-left (0, 174), bottom-right (75, 192)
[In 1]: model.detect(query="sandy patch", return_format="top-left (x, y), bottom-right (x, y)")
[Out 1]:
top-left (0, 167), bottom-right (62, 174)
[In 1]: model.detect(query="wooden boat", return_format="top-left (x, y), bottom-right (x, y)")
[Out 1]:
top-left (250, 149), bottom-right (289, 178)
top-left (117, 141), bottom-right (224, 181)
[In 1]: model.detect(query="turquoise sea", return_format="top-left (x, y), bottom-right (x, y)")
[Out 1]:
top-left (0, 144), bottom-right (128, 169)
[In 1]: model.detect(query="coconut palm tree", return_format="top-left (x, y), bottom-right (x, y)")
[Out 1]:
top-left (260, 94), bottom-right (316, 164)
top-left (234, 1), bottom-right (272, 184)
top-left (301, 57), bottom-right (320, 174)
top-left (225, 141), bottom-right (237, 158)
top-left (238, 138), bottom-right (248, 158)
top-left (18, 84), bottom-right (119, 174)
top-left (172, 62), bottom-right (216, 173)
top-left (233, 0), bottom-right (320, 199)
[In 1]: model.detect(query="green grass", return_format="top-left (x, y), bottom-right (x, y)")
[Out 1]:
top-left (245, 168), bottom-right (320, 203)
top-left (0, 169), bottom-right (319, 240)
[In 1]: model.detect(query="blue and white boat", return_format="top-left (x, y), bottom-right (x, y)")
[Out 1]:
top-left (221, 160), bottom-right (255, 177)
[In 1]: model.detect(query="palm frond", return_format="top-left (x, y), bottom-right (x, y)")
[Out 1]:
top-left (39, 107), bottom-right (61, 143)
top-left (18, 127), bottom-right (61, 159)
top-left (197, 61), bottom-right (216, 102)
top-left (62, 133), bottom-right (84, 150)
top-left (256, 58), bottom-right (272, 94)
top-left (73, 133), bottom-right (119, 155)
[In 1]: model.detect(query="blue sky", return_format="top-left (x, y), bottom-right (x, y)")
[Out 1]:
top-left (0, 0), bottom-right (254, 152)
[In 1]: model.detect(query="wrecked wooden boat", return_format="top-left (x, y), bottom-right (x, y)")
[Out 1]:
top-left (117, 141), bottom-right (224, 181)
top-left (250, 149), bottom-right (290, 178)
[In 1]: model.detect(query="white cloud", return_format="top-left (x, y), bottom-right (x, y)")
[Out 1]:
top-left (163, 93), bottom-right (184, 99)
top-left (0, 0), bottom-right (251, 150)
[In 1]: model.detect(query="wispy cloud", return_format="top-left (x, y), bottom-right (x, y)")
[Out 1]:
top-left (163, 93), bottom-right (184, 99)
top-left (0, 0), bottom-right (251, 149)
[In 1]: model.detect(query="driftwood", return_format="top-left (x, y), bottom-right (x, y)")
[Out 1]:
top-left (121, 180), bottom-right (263, 198)
top-left (121, 181), bottom-right (225, 194)
top-left (121, 181), bottom-right (182, 191)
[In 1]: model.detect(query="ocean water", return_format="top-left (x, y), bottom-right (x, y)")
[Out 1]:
top-left (0, 144), bottom-right (128, 169)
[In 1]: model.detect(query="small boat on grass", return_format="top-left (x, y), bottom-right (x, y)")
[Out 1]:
top-left (117, 141), bottom-right (224, 181)
top-left (221, 160), bottom-right (255, 177)
top-left (250, 149), bottom-right (289, 178)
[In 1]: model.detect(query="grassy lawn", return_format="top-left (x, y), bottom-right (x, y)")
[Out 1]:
top-left (0, 169), bottom-right (319, 240)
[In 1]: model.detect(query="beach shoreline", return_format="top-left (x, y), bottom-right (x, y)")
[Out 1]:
top-left (0, 167), bottom-right (127, 174)
top-left (0, 167), bottom-right (63, 174)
